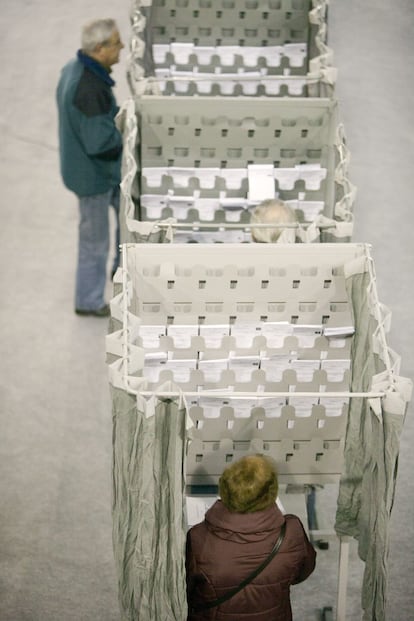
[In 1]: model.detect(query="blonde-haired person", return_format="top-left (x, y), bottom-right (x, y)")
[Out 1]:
top-left (186, 455), bottom-right (316, 621)
top-left (250, 198), bottom-right (297, 243)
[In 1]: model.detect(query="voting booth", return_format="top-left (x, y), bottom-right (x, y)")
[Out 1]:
top-left (127, 0), bottom-right (336, 98)
top-left (107, 242), bottom-right (411, 621)
top-left (118, 95), bottom-right (355, 244)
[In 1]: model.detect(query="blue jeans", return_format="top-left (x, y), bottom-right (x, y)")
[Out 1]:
top-left (75, 186), bottom-right (120, 311)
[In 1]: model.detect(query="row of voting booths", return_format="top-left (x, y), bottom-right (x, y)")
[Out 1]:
top-left (107, 1), bottom-right (412, 620)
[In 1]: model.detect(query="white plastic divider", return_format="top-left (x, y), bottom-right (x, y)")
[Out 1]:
top-left (128, 0), bottom-right (337, 98)
top-left (117, 96), bottom-right (356, 243)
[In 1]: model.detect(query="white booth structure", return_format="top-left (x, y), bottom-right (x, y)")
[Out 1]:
top-left (118, 96), bottom-right (355, 244)
top-left (106, 242), bottom-right (411, 621)
top-left (127, 0), bottom-right (336, 98)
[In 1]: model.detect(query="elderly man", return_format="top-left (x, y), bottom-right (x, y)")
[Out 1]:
top-left (56, 19), bottom-right (124, 316)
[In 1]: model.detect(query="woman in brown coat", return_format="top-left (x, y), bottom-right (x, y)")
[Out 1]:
top-left (186, 455), bottom-right (316, 621)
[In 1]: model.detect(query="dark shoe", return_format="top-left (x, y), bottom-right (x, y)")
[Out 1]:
top-left (75, 304), bottom-right (110, 317)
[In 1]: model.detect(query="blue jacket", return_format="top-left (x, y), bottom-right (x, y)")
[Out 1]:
top-left (56, 51), bottom-right (123, 197)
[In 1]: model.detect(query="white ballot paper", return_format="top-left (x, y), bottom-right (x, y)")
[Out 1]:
top-left (152, 44), bottom-right (169, 64)
top-left (194, 198), bottom-right (218, 221)
top-left (197, 168), bottom-right (221, 189)
top-left (198, 359), bottom-right (228, 383)
top-left (223, 397), bottom-right (258, 418)
top-left (219, 197), bottom-right (248, 210)
top-left (224, 210), bottom-right (244, 222)
top-left (283, 43), bottom-right (307, 68)
top-left (291, 359), bottom-right (321, 382)
top-left (220, 168), bottom-right (246, 190)
top-left (324, 325), bottom-right (355, 338)
top-left (142, 167), bottom-right (167, 188)
top-left (262, 45), bottom-right (283, 67)
top-left (141, 195), bottom-right (169, 220)
top-left (230, 323), bottom-right (261, 348)
top-left (186, 496), bottom-right (217, 527)
top-left (215, 45), bottom-right (240, 66)
top-left (168, 167), bottom-right (196, 188)
top-left (291, 200), bottom-right (324, 222)
top-left (273, 168), bottom-right (299, 191)
top-left (288, 395), bottom-right (319, 417)
top-left (138, 324), bottom-right (167, 348)
top-left (327, 337), bottom-right (348, 349)
top-left (261, 78), bottom-right (281, 96)
top-left (154, 68), bottom-right (169, 91)
top-left (248, 164), bottom-right (275, 201)
top-left (261, 322), bottom-right (293, 348)
top-left (256, 396), bottom-right (286, 418)
top-left (284, 79), bottom-right (306, 96)
top-left (195, 395), bottom-right (233, 419)
top-left (238, 46), bottom-right (262, 67)
top-left (169, 201), bottom-right (194, 220)
top-left (241, 77), bottom-right (261, 96)
top-left (217, 79), bottom-right (237, 96)
top-left (167, 325), bottom-right (199, 348)
top-left (199, 324), bottom-right (229, 348)
top-left (165, 359), bottom-right (197, 383)
top-left (170, 72), bottom-right (191, 94)
top-left (319, 396), bottom-right (349, 417)
top-left (295, 164), bottom-right (327, 191)
top-left (292, 324), bottom-right (323, 348)
top-left (142, 352), bottom-right (168, 382)
top-left (170, 42), bottom-right (194, 64)
top-left (195, 77), bottom-right (214, 95)
top-left (260, 354), bottom-right (292, 382)
top-left (193, 46), bottom-right (216, 65)
top-left (228, 356), bottom-right (260, 382)
top-left (321, 359), bottom-right (351, 382)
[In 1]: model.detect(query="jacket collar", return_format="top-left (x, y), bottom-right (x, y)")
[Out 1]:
top-left (77, 50), bottom-right (115, 87)
top-left (205, 500), bottom-right (285, 541)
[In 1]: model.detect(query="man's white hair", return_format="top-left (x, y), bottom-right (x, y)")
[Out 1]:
top-left (250, 199), bottom-right (297, 243)
top-left (81, 19), bottom-right (117, 53)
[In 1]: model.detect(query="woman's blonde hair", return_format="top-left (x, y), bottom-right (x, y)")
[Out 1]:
top-left (219, 454), bottom-right (278, 513)
top-left (250, 198), bottom-right (297, 243)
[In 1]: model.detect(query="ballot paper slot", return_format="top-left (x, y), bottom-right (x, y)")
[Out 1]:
top-left (133, 304), bottom-right (352, 330)
top-left (139, 194), bottom-right (325, 225)
top-left (134, 261), bottom-right (346, 285)
top-left (153, 43), bottom-right (308, 74)
top-left (140, 135), bottom-right (331, 170)
top-left (149, 12), bottom-right (310, 45)
top-left (186, 437), bottom-right (344, 485)
top-left (189, 397), bottom-right (348, 428)
top-left (153, 76), bottom-right (309, 98)
top-left (134, 333), bottom-right (352, 358)
top-left (137, 335), bottom-right (352, 390)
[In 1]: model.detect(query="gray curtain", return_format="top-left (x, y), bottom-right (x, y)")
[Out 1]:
top-left (335, 271), bottom-right (407, 621)
top-left (111, 386), bottom-right (188, 620)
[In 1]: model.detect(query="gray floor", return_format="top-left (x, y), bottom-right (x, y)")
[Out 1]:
top-left (0, 1), bottom-right (413, 620)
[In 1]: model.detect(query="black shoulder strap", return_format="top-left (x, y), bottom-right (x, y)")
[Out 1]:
top-left (193, 520), bottom-right (287, 612)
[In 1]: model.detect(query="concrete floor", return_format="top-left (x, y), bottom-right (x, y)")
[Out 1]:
top-left (0, 1), bottom-right (413, 620)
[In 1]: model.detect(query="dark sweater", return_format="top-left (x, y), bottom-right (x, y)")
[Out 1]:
top-left (56, 51), bottom-right (122, 196)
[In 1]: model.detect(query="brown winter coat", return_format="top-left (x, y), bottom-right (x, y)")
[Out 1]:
top-left (186, 500), bottom-right (316, 621)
